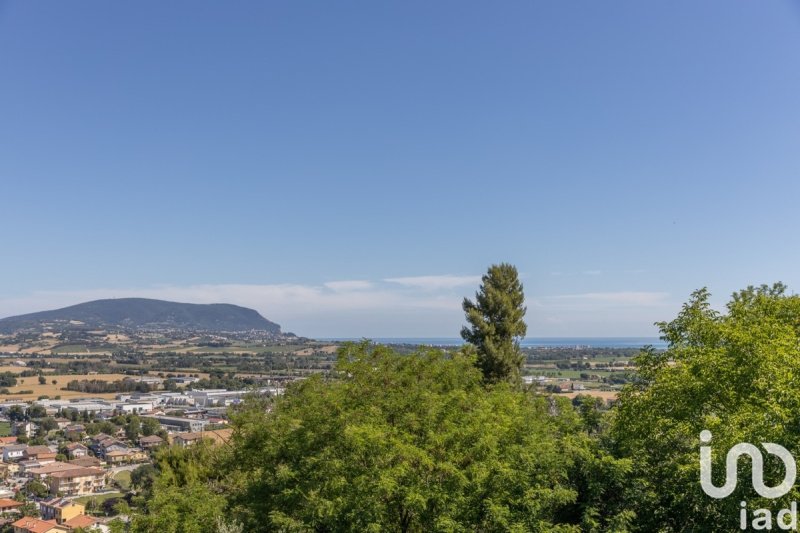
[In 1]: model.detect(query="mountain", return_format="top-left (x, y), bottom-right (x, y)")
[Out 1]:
top-left (0, 298), bottom-right (281, 334)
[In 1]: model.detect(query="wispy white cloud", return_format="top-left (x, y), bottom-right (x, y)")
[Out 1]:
top-left (0, 281), bottom-right (673, 338)
top-left (323, 280), bottom-right (373, 292)
top-left (0, 280), bottom-right (468, 337)
top-left (384, 274), bottom-right (481, 290)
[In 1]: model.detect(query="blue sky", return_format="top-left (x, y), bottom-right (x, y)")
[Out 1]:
top-left (1, 1), bottom-right (800, 337)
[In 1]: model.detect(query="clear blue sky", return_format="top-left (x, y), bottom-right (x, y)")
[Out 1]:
top-left (2, 1), bottom-right (800, 337)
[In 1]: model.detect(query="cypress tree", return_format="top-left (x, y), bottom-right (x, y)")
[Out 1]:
top-left (461, 263), bottom-right (527, 384)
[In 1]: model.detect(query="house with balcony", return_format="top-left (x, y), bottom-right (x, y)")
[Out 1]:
top-left (46, 467), bottom-right (106, 497)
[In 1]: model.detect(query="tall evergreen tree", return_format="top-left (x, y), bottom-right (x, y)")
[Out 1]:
top-left (461, 263), bottom-right (527, 384)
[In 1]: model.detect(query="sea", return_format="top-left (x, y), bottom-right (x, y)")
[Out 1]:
top-left (319, 337), bottom-right (667, 349)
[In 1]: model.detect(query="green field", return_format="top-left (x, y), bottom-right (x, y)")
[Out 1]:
top-left (113, 470), bottom-right (132, 490)
top-left (185, 343), bottom-right (314, 354)
top-left (52, 344), bottom-right (111, 354)
top-left (0, 421), bottom-right (10, 437)
top-left (76, 491), bottom-right (123, 506)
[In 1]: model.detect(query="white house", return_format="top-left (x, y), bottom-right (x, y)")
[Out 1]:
top-left (3, 444), bottom-right (26, 462)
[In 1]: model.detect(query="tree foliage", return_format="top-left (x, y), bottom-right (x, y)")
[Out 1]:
top-left (132, 342), bottom-right (629, 532)
top-left (130, 443), bottom-right (228, 533)
top-left (612, 283), bottom-right (800, 531)
top-left (461, 263), bottom-right (527, 384)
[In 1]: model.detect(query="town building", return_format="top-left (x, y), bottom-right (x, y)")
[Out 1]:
top-left (46, 467), bottom-right (106, 496)
top-left (24, 446), bottom-right (56, 463)
top-left (144, 415), bottom-right (209, 433)
top-left (65, 443), bottom-right (88, 459)
top-left (138, 435), bottom-right (163, 450)
top-left (11, 517), bottom-right (69, 533)
top-left (39, 498), bottom-right (85, 524)
top-left (3, 445), bottom-right (27, 462)
top-left (0, 498), bottom-right (23, 513)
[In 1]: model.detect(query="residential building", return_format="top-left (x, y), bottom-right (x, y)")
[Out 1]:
top-left (3, 445), bottom-right (26, 462)
top-left (13, 422), bottom-right (36, 439)
top-left (173, 428), bottom-right (232, 447)
top-left (24, 446), bottom-right (56, 463)
top-left (0, 498), bottom-right (23, 513)
top-left (46, 467), bottom-right (106, 496)
top-left (90, 437), bottom-right (126, 459)
top-left (138, 435), bottom-right (163, 450)
top-left (105, 448), bottom-right (147, 464)
top-left (18, 460), bottom-right (43, 475)
top-left (63, 425), bottom-right (85, 440)
top-left (28, 462), bottom-right (86, 481)
top-left (11, 517), bottom-right (69, 533)
top-left (65, 443), bottom-right (88, 459)
top-left (63, 515), bottom-right (98, 530)
top-left (39, 498), bottom-right (85, 524)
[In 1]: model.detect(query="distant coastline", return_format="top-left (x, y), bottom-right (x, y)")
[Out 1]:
top-left (319, 337), bottom-right (667, 349)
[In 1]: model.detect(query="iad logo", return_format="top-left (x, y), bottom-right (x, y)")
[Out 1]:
top-left (700, 431), bottom-right (800, 530)
top-left (700, 430), bottom-right (796, 499)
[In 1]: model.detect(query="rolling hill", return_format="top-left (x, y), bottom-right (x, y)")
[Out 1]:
top-left (0, 298), bottom-right (281, 334)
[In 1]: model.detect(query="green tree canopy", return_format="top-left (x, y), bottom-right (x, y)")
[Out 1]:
top-left (461, 263), bottom-right (527, 384)
top-left (126, 415), bottom-right (142, 442)
top-left (130, 443), bottom-right (228, 533)
top-left (612, 283), bottom-right (800, 531)
top-left (221, 342), bottom-right (606, 532)
top-left (141, 416), bottom-right (161, 437)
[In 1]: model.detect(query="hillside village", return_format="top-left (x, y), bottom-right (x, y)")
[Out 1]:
top-left (0, 383), bottom-right (284, 532)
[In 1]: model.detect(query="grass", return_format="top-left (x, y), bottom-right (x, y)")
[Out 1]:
top-left (75, 491), bottom-right (123, 506)
top-left (0, 373), bottom-right (133, 400)
top-left (52, 344), bottom-right (111, 354)
top-left (0, 421), bottom-right (10, 437)
top-left (113, 470), bottom-right (131, 490)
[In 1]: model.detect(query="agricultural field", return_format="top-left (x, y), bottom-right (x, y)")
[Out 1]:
top-left (0, 373), bottom-right (136, 401)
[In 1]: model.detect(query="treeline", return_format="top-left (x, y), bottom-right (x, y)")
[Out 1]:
top-left (65, 378), bottom-right (153, 394)
top-left (0, 372), bottom-right (17, 387)
top-left (523, 346), bottom-right (643, 361)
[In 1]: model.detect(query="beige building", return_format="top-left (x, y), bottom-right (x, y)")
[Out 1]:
top-left (105, 448), bottom-right (148, 464)
top-left (27, 462), bottom-right (86, 481)
top-left (23, 446), bottom-right (56, 463)
top-left (46, 467), bottom-right (106, 496)
top-left (173, 428), bottom-right (233, 447)
top-left (39, 497), bottom-right (85, 524)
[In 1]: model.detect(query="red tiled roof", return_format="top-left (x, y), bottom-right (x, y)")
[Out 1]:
top-left (25, 446), bottom-right (53, 455)
top-left (0, 498), bottom-right (23, 509)
top-left (63, 514), bottom-right (96, 528)
top-left (10, 516), bottom-right (63, 533)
